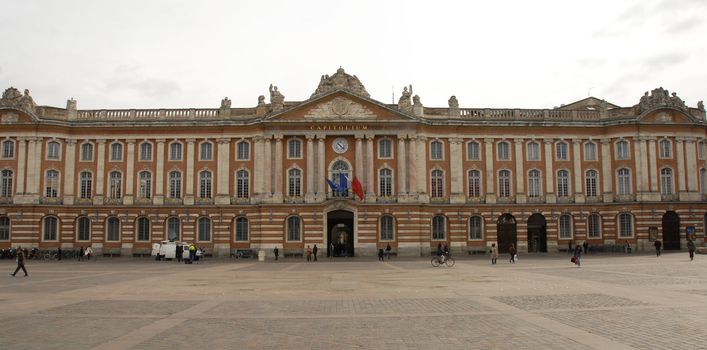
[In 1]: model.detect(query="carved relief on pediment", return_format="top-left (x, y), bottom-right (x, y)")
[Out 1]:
top-left (304, 97), bottom-right (376, 119)
top-left (1, 112), bottom-right (19, 123)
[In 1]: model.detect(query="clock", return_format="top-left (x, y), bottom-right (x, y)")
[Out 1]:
top-left (333, 138), bottom-right (349, 154)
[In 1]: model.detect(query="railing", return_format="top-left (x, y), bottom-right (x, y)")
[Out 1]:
top-left (77, 108), bottom-right (219, 120)
top-left (457, 108), bottom-right (600, 121)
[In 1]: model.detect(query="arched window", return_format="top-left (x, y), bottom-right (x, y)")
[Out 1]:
top-left (286, 216), bottom-right (301, 241)
top-left (584, 141), bottom-right (597, 161)
top-left (45, 170), bottom-right (59, 198)
top-left (432, 215), bottom-right (445, 240)
top-left (47, 141), bottom-right (61, 160)
top-left (1, 140), bottom-right (14, 158)
top-left (140, 142), bottom-right (152, 161)
top-left (235, 217), bottom-right (249, 241)
top-left (330, 160), bottom-right (349, 197)
top-left (170, 142), bottom-right (182, 160)
top-left (77, 217), bottom-right (90, 241)
top-left (659, 139), bottom-right (672, 158)
top-left (499, 170), bottom-right (511, 197)
top-left (430, 140), bottom-right (443, 160)
top-left (136, 217), bottom-right (150, 241)
top-left (288, 168), bottom-right (302, 197)
top-left (617, 168), bottom-right (631, 195)
top-left (79, 171), bottom-right (92, 199)
top-left (198, 217), bottom-right (211, 241)
top-left (556, 141), bottom-right (568, 160)
top-left (467, 141), bottom-right (480, 160)
top-left (559, 214), bottom-right (572, 239)
top-left (660, 168), bottom-right (673, 195)
top-left (236, 140), bottom-right (249, 160)
top-left (109, 171), bottom-right (122, 199)
top-left (167, 217), bottom-right (180, 241)
top-left (469, 216), bottom-right (483, 240)
top-left (139, 171), bottom-right (152, 198)
top-left (616, 140), bottom-right (630, 160)
top-left (43, 216), bottom-right (58, 241)
top-left (497, 141), bottom-right (510, 160)
top-left (618, 213), bottom-right (633, 238)
top-left (81, 143), bottom-right (93, 161)
top-left (288, 139), bottom-right (302, 158)
top-left (431, 169), bottom-right (444, 198)
top-left (527, 141), bottom-right (540, 161)
top-left (379, 168), bottom-right (392, 197)
top-left (199, 170), bottom-right (212, 198)
top-left (557, 170), bottom-right (569, 197)
top-left (587, 214), bottom-right (601, 238)
top-left (467, 170), bottom-right (481, 197)
top-left (378, 139), bottom-right (392, 158)
top-left (0, 216), bottom-right (10, 240)
top-left (169, 171), bottom-right (182, 198)
top-left (528, 169), bottom-right (541, 197)
top-left (110, 142), bottom-right (123, 161)
top-left (106, 217), bottom-right (120, 241)
top-left (1, 169), bottom-right (13, 197)
top-left (236, 169), bottom-right (249, 198)
top-left (585, 170), bottom-right (598, 197)
top-left (380, 215), bottom-right (394, 241)
top-left (200, 141), bottom-right (213, 161)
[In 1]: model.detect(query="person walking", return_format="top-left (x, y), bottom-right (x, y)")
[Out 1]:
top-left (78, 246), bottom-right (84, 262)
top-left (509, 244), bottom-right (516, 264)
top-left (312, 244), bottom-right (318, 262)
top-left (306, 245), bottom-right (312, 262)
top-left (274, 246), bottom-right (279, 261)
top-left (582, 241), bottom-right (588, 254)
top-left (11, 248), bottom-right (28, 277)
top-left (57, 247), bottom-right (62, 261)
top-left (378, 248), bottom-right (385, 261)
top-left (187, 244), bottom-right (196, 264)
top-left (176, 244), bottom-right (183, 263)
top-left (573, 244), bottom-right (582, 267)
top-left (654, 240), bottom-right (662, 257)
top-left (85, 246), bottom-right (93, 261)
top-left (329, 242), bottom-right (334, 258)
top-left (385, 243), bottom-right (392, 260)
top-left (490, 243), bottom-right (498, 265)
top-left (687, 238), bottom-right (697, 261)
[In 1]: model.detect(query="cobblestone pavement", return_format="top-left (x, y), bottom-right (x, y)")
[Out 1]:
top-left (1, 253), bottom-right (706, 349)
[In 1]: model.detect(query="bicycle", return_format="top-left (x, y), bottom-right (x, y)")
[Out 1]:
top-left (431, 254), bottom-right (455, 267)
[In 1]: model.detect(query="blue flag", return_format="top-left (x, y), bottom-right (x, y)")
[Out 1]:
top-left (326, 178), bottom-right (340, 192)
top-left (339, 173), bottom-right (348, 191)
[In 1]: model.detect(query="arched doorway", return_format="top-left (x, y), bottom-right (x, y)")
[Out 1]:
top-left (497, 214), bottom-right (517, 254)
top-left (327, 210), bottom-right (354, 257)
top-left (662, 211), bottom-right (680, 250)
top-left (527, 213), bottom-right (547, 253)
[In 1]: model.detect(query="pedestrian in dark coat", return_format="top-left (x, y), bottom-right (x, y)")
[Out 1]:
top-left (385, 243), bottom-right (392, 260)
top-left (78, 246), bottom-right (84, 261)
top-left (313, 244), bottom-right (318, 262)
top-left (57, 247), bottom-right (62, 261)
top-left (654, 240), bottom-right (662, 257)
top-left (378, 248), bottom-right (385, 261)
top-left (11, 248), bottom-right (28, 277)
top-left (582, 241), bottom-right (588, 254)
top-left (687, 238), bottom-right (697, 261)
top-left (176, 245), bottom-right (183, 262)
top-left (573, 244), bottom-right (582, 267)
top-left (509, 244), bottom-right (516, 264)
top-left (274, 247), bottom-right (279, 261)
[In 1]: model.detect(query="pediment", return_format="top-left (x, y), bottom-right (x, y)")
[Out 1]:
top-left (0, 108), bottom-right (36, 123)
top-left (639, 108), bottom-right (696, 123)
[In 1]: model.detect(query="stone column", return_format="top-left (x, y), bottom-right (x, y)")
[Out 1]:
top-left (397, 135), bottom-right (407, 198)
top-left (94, 140), bottom-right (106, 205)
top-left (638, 138), bottom-right (652, 200)
top-left (416, 135), bottom-right (428, 202)
top-left (63, 140), bottom-right (76, 205)
top-left (544, 139), bottom-right (555, 203)
top-left (365, 134), bottom-right (376, 202)
top-left (273, 135), bottom-right (283, 202)
top-left (634, 138), bottom-right (644, 194)
top-left (647, 138), bottom-right (658, 193)
top-left (354, 134), bottom-right (363, 181)
top-left (263, 137), bottom-right (272, 199)
top-left (572, 139), bottom-right (584, 203)
top-left (305, 135), bottom-right (315, 202)
top-left (677, 138), bottom-right (687, 198)
top-left (14, 138), bottom-right (27, 196)
top-left (253, 135), bottom-right (265, 201)
top-left (154, 139), bottom-right (165, 205)
top-left (450, 137), bottom-right (464, 203)
top-left (600, 138), bottom-right (613, 202)
top-left (124, 139), bottom-right (136, 205)
top-left (23, 138), bottom-right (41, 201)
top-left (514, 139), bottom-right (525, 203)
top-left (686, 138), bottom-right (699, 197)
top-left (316, 135), bottom-right (326, 200)
top-left (484, 138), bottom-right (496, 203)
top-left (215, 138), bottom-right (231, 205)
top-left (407, 137), bottom-right (417, 197)
top-left (184, 138), bottom-right (196, 205)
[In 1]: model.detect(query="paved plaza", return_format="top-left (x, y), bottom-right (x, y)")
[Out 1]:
top-left (1, 252), bottom-right (706, 350)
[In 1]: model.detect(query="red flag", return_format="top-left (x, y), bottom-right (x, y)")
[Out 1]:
top-left (352, 176), bottom-right (364, 200)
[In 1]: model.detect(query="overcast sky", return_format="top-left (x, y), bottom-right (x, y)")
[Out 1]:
top-left (1, 0), bottom-right (705, 110)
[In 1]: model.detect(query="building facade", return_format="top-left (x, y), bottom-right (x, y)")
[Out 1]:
top-left (1, 68), bottom-right (706, 257)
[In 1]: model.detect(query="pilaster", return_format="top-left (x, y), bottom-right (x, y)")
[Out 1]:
top-left (572, 139), bottom-right (584, 203)
top-left (484, 138), bottom-right (496, 204)
top-left (93, 140), bottom-right (106, 205)
top-left (273, 135), bottom-right (283, 203)
top-left (154, 139), bottom-right (165, 205)
top-left (305, 135), bottom-right (315, 202)
top-left (184, 138), bottom-right (196, 205)
top-left (600, 138), bottom-right (613, 203)
top-left (365, 134), bottom-right (376, 202)
top-left (14, 138), bottom-right (27, 197)
top-left (685, 137), bottom-right (700, 200)
top-left (514, 139), bottom-right (525, 203)
top-left (316, 135), bottom-right (326, 201)
top-left (124, 139), bottom-right (136, 205)
top-left (449, 137), bottom-right (464, 203)
top-left (253, 135), bottom-right (265, 202)
top-left (415, 135), bottom-right (428, 203)
top-left (215, 138), bottom-right (231, 205)
top-left (397, 135), bottom-right (408, 199)
top-left (63, 140), bottom-right (76, 205)
top-left (544, 139), bottom-right (555, 203)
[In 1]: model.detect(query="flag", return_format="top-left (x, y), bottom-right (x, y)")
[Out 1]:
top-left (326, 178), bottom-right (340, 192)
top-left (352, 177), bottom-right (364, 200)
top-left (339, 173), bottom-right (348, 191)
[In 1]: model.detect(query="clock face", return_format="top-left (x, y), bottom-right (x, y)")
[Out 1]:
top-left (333, 138), bottom-right (349, 154)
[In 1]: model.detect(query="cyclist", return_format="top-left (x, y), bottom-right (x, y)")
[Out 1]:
top-left (436, 243), bottom-right (448, 264)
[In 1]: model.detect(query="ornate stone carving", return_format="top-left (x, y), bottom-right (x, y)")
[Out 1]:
top-left (304, 96), bottom-right (375, 119)
top-left (413, 95), bottom-right (422, 107)
top-left (448, 95), bottom-right (459, 109)
top-left (311, 67), bottom-right (370, 98)
top-left (635, 87), bottom-right (688, 113)
top-left (220, 97), bottom-right (231, 108)
top-left (257, 95), bottom-right (266, 106)
top-left (269, 84), bottom-right (285, 111)
top-left (398, 85), bottom-right (413, 113)
top-left (698, 100), bottom-right (704, 112)
top-left (0, 87), bottom-right (36, 113)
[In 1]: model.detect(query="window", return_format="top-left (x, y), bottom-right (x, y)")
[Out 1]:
top-left (1, 140), bottom-right (13, 158)
top-left (431, 169), bottom-right (444, 198)
top-left (616, 140), bottom-right (630, 160)
top-left (584, 142), bottom-right (597, 161)
top-left (45, 170), bottom-right (59, 198)
top-left (330, 160), bottom-right (349, 197)
top-left (467, 170), bottom-right (481, 197)
top-left (585, 170), bottom-right (598, 197)
top-left (556, 141), bottom-right (568, 160)
top-left (110, 142), bottom-right (123, 161)
top-left (618, 213), bottom-right (633, 237)
top-left (77, 217), bottom-right (90, 241)
top-left (467, 141), bottom-right (480, 160)
top-left (109, 171), bottom-right (122, 199)
top-left (432, 215), bottom-right (445, 240)
top-left (43, 216), bottom-right (58, 241)
top-left (379, 168), bottom-right (392, 197)
top-left (80, 171), bottom-right (92, 199)
top-left (430, 140), bottom-right (443, 160)
top-left (497, 141), bottom-right (510, 160)
top-left (378, 139), bottom-right (392, 158)
top-left (528, 169), bottom-right (541, 197)
top-left (469, 216), bottom-right (483, 240)
top-left (288, 139), bottom-right (302, 158)
top-left (81, 143), bottom-right (93, 161)
top-left (0, 216), bottom-right (9, 240)
top-left (47, 141), bottom-right (61, 160)
top-left (660, 168), bottom-right (673, 195)
top-left (139, 171), bottom-right (152, 198)
top-left (380, 215), bottom-right (394, 241)
top-left (170, 142), bottom-right (182, 160)
top-left (198, 217), bottom-right (211, 241)
top-left (236, 141), bottom-right (249, 160)
top-left (199, 171), bottom-right (212, 198)
top-left (200, 142), bottom-right (213, 160)
top-left (499, 170), bottom-right (511, 197)
top-left (137, 217), bottom-right (150, 241)
top-left (167, 217), bottom-right (180, 241)
top-left (527, 141), bottom-right (540, 161)
top-left (559, 214), bottom-right (572, 239)
top-left (587, 214), bottom-right (601, 238)
top-left (140, 142), bottom-right (152, 161)
top-left (235, 217), bottom-right (249, 241)
top-left (557, 170), bottom-right (569, 197)
top-left (106, 217), bottom-right (120, 241)
top-left (659, 139), bottom-right (672, 158)
top-left (288, 168), bottom-right (302, 197)
top-left (1, 170), bottom-right (13, 197)
top-left (286, 216), bottom-right (301, 241)
top-left (169, 171), bottom-right (182, 198)
top-left (236, 169), bottom-right (249, 198)
top-left (617, 168), bottom-right (631, 195)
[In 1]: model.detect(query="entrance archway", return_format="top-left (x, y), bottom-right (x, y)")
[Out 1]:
top-left (527, 213), bottom-right (547, 253)
top-left (327, 210), bottom-right (354, 257)
top-left (662, 211), bottom-right (680, 250)
top-left (497, 214), bottom-right (517, 254)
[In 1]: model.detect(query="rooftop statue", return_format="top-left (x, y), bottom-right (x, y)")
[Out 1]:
top-left (398, 85), bottom-right (413, 112)
top-left (698, 100), bottom-right (704, 112)
top-left (635, 87), bottom-right (688, 113)
top-left (448, 95), bottom-right (459, 109)
top-left (220, 97), bottom-right (231, 109)
top-left (0, 87), bottom-right (36, 112)
top-left (269, 84), bottom-right (285, 111)
top-left (413, 94), bottom-right (422, 107)
top-left (311, 67), bottom-right (370, 98)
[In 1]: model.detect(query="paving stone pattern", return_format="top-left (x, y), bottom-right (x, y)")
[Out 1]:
top-left (493, 293), bottom-right (649, 311)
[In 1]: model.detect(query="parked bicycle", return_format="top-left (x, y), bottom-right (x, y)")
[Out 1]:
top-left (431, 255), bottom-right (455, 267)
